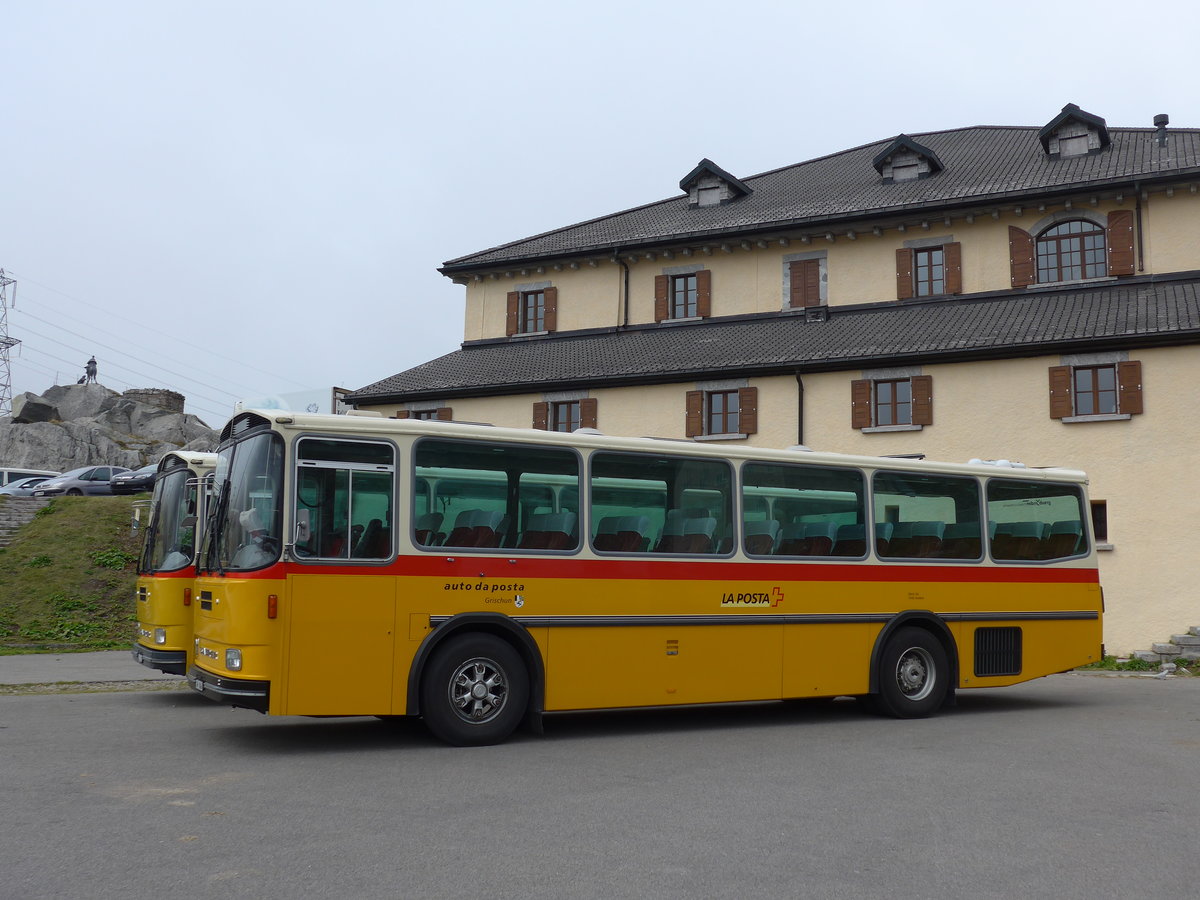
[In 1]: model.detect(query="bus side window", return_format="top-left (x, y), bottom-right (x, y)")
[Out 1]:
top-left (742, 461), bottom-right (866, 559)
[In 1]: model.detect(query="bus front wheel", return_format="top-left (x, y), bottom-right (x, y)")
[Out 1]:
top-left (872, 626), bottom-right (948, 718)
top-left (420, 634), bottom-right (529, 746)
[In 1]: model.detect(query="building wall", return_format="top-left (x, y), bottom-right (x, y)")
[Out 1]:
top-left (460, 193), bottom-right (1193, 341)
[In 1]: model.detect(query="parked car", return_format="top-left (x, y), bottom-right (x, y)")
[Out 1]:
top-left (110, 464), bottom-right (158, 495)
top-left (0, 475), bottom-right (55, 497)
top-left (32, 465), bottom-right (132, 497)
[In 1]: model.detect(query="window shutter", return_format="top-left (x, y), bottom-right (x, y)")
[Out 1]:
top-left (1048, 366), bottom-right (1073, 419)
top-left (944, 242), bottom-right (962, 294)
top-left (543, 287), bottom-right (558, 332)
top-left (685, 391), bottom-right (703, 437)
top-left (580, 397), bottom-right (598, 429)
top-left (1107, 210), bottom-right (1135, 276)
top-left (910, 375), bottom-right (933, 426)
top-left (1116, 360), bottom-right (1143, 414)
top-left (851, 379), bottom-right (872, 429)
top-left (506, 291), bottom-right (520, 336)
top-left (696, 269), bottom-right (712, 318)
top-left (789, 259), bottom-right (820, 308)
top-left (532, 401), bottom-right (548, 430)
top-left (654, 275), bottom-right (669, 322)
top-left (895, 249), bottom-right (914, 300)
top-left (393, 410), bottom-right (411, 419)
top-left (436, 408), bottom-right (453, 421)
top-left (738, 387), bottom-right (758, 434)
top-left (1009, 227), bottom-right (1035, 287)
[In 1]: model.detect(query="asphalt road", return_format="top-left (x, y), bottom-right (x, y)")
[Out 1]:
top-left (1, 672), bottom-right (1197, 900)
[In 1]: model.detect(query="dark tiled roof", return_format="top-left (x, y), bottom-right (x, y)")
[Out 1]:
top-left (442, 124), bottom-right (1200, 271)
top-left (350, 275), bottom-right (1200, 402)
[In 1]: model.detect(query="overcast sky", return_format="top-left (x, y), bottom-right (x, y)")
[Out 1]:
top-left (2, 0), bottom-right (1195, 427)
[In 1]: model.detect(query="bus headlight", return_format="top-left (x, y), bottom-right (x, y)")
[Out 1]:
top-left (154, 628), bottom-right (166, 645)
top-left (225, 648), bottom-right (242, 671)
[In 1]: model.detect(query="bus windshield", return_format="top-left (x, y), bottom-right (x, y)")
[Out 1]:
top-left (205, 431), bottom-right (285, 572)
top-left (140, 465), bottom-right (200, 573)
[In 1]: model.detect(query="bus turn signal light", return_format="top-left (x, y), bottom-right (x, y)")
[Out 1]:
top-left (183, 588), bottom-right (191, 606)
top-left (268, 594), bottom-right (278, 619)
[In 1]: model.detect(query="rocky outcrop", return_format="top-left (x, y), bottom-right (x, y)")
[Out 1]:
top-left (0, 384), bottom-right (219, 471)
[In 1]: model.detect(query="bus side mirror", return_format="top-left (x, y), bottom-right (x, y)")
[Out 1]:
top-left (295, 509), bottom-right (310, 544)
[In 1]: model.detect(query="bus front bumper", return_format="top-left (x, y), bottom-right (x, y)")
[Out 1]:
top-left (131, 643), bottom-right (186, 676)
top-left (187, 665), bottom-right (270, 713)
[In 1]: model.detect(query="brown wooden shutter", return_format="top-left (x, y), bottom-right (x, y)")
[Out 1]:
top-left (543, 286), bottom-right (558, 332)
top-left (696, 269), bottom-right (712, 318)
top-left (436, 407), bottom-right (453, 421)
top-left (910, 375), bottom-right (933, 426)
top-left (506, 291), bottom-right (520, 336)
top-left (737, 387), bottom-right (758, 435)
top-left (1048, 366), bottom-right (1073, 419)
top-left (1116, 360), bottom-right (1143, 414)
top-left (1107, 210), bottom-right (1135, 276)
top-left (580, 397), bottom-right (598, 429)
top-left (789, 259), bottom-right (820, 308)
top-left (851, 379), bottom-right (872, 429)
top-left (532, 401), bottom-right (548, 430)
top-left (1009, 227), bottom-right (1035, 287)
top-left (944, 242), bottom-right (962, 294)
top-left (685, 391), bottom-right (703, 437)
top-left (895, 249), bottom-right (914, 300)
top-left (654, 275), bottom-right (669, 322)
top-left (392, 410), bottom-right (411, 419)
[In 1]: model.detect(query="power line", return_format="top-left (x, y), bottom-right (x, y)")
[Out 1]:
top-left (15, 321), bottom-right (236, 411)
top-left (5, 271), bottom-right (312, 390)
top-left (13, 343), bottom-right (231, 426)
top-left (14, 308), bottom-right (247, 403)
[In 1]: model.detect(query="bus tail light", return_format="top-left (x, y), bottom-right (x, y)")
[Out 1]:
top-left (267, 594), bottom-right (278, 619)
top-left (183, 588), bottom-right (192, 607)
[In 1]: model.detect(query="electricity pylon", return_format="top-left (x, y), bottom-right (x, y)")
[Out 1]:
top-left (0, 269), bottom-right (19, 418)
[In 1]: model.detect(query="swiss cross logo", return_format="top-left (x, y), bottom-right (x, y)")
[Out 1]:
top-left (771, 586), bottom-right (785, 607)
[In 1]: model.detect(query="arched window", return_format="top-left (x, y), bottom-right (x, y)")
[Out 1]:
top-left (1036, 220), bottom-right (1106, 283)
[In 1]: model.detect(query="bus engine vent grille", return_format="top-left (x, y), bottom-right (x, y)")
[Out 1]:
top-left (974, 626), bottom-right (1022, 677)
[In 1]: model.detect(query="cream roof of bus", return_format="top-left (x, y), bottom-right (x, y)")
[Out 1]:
top-left (252, 410), bottom-right (1088, 484)
top-left (157, 450), bottom-right (218, 472)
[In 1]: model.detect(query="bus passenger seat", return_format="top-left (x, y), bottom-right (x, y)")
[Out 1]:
top-left (352, 519), bottom-right (384, 558)
top-left (681, 517), bottom-right (718, 553)
top-left (744, 519), bottom-right (782, 555)
top-left (414, 512), bottom-right (444, 546)
top-left (833, 523), bottom-right (866, 557)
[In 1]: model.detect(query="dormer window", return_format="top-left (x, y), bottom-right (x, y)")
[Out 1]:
top-left (1039, 103), bottom-right (1110, 159)
top-left (872, 135), bottom-right (943, 184)
top-left (679, 159), bottom-right (752, 209)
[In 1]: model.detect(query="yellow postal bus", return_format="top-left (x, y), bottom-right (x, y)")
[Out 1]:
top-left (187, 411), bottom-right (1102, 744)
top-left (132, 450), bottom-right (217, 675)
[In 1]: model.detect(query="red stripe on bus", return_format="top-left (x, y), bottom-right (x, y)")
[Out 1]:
top-left (218, 555), bottom-right (1100, 585)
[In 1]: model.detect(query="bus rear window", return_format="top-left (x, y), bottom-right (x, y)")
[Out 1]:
top-left (987, 479), bottom-right (1089, 562)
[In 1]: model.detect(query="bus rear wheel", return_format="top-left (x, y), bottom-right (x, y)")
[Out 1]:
top-left (420, 634), bottom-right (528, 746)
top-left (872, 626), bottom-right (948, 718)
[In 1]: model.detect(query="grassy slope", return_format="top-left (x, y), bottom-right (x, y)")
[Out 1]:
top-left (0, 495), bottom-right (142, 652)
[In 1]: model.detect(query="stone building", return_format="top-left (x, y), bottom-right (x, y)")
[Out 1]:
top-left (348, 104), bottom-right (1200, 654)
